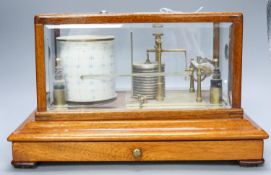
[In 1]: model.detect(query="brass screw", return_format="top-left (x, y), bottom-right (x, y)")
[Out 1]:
top-left (132, 148), bottom-right (142, 158)
top-left (137, 95), bottom-right (147, 108)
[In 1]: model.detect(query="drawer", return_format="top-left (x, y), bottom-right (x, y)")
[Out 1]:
top-left (12, 140), bottom-right (263, 162)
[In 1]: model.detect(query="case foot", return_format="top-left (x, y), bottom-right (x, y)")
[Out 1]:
top-left (238, 159), bottom-right (264, 167)
top-left (12, 161), bottom-right (37, 168)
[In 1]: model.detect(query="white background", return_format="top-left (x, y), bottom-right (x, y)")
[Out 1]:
top-left (0, 0), bottom-right (271, 174)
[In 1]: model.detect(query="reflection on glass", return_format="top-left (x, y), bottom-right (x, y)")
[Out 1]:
top-left (44, 23), bottom-right (232, 111)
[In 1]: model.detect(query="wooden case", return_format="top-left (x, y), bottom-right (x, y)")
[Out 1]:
top-left (35, 12), bottom-right (243, 121)
top-left (8, 12), bottom-right (268, 167)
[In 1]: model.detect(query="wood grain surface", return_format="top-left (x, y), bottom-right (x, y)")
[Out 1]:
top-left (12, 140), bottom-right (263, 162)
top-left (8, 112), bottom-right (268, 142)
top-left (8, 111), bottom-right (268, 164)
top-left (34, 12), bottom-right (243, 24)
top-left (35, 108), bottom-right (244, 121)
top-left (35, 24), bottom-right (46, 112)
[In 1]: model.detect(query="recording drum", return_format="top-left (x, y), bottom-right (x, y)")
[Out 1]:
top-left (56, 35), bottom-right (116, 103)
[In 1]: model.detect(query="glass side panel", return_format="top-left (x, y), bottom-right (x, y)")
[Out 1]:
top-left (44, 22), bottom-right (232, 111)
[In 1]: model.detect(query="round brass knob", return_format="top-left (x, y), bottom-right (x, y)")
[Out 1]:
top-left (132, 148), bottom-right (142, 158)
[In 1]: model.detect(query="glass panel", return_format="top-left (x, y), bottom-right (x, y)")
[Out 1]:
top-left (44, 22), bottom-right (232, 111)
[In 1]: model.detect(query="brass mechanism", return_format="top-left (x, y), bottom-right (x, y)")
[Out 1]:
top-left (146, 33), bottom-right (187, 101)
top-left (188, 56), bottom-right (217, 103)
top-left (132, 31), bottom-right (222, 104)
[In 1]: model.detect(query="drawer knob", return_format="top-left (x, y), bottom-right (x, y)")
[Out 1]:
top-left (132, 148), bottom-right (142, 158)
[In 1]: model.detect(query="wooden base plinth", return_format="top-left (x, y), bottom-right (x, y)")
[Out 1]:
top-left (8, 112), bottom-right (268, 168)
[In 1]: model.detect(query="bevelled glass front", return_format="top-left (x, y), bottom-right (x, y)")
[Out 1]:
top-left (44, 22), bottom-right (232, 111)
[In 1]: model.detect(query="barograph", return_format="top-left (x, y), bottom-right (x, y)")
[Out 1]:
top-left (8, 12), bottom-right (268, 167)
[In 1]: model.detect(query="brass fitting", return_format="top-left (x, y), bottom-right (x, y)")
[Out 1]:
top-left (153, 33), bottom-right (164, 101)
top-left (146, 33), bottom-right (187, 101)
top-left (196, 68), bottom-right (202, 102)
top-left (210, 60), bottom-right (222, 104)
